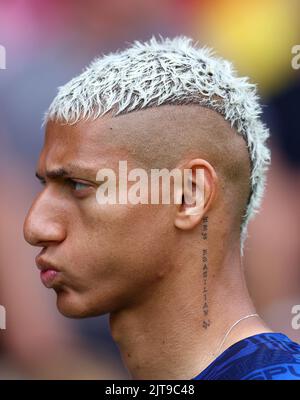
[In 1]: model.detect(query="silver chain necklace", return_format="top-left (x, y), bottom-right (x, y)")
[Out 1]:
top-left (214, 313), bottom-right (259, 357)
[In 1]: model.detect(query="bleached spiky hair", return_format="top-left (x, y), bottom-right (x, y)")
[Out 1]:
top-left (46, 36), bottom-right (270, 253)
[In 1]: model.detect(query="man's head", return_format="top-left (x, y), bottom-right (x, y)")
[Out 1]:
top-left (23, 37), bottom-right (270, 318)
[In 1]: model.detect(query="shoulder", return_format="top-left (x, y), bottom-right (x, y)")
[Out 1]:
top-left (193, 333), bottom-right (300, 380)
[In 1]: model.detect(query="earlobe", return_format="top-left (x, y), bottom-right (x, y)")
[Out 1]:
top-left (174, 189), bottom-right (205, 230)
top-left (174, 209), bottom-right (204, 230)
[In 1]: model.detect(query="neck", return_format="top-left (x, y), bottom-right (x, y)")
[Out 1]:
top-left (109, 244), bottom-right (271, 379)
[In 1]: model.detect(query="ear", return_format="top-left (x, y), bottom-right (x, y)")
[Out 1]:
top-left (174, 159), bottom-right (218, 230)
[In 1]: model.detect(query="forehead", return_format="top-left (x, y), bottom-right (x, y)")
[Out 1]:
top-left (39, 106), bottom-right (170, 173)
top-left (39, 116), bottom-right (132, 172)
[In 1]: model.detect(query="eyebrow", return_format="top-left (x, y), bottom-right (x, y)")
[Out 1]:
top-left (35, 168), bottom-right (70, 182)
top-left (35, 163), bottom-right (99, 183)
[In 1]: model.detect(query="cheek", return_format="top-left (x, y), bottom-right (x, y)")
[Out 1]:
top-left (55, 205), bottom-right (176, 317)
top-left (81, 201), bottom-right (160, 258)
top-left (65, 203), bottom-right (174, 291)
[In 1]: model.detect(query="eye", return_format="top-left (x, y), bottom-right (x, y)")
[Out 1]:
top-left (73, 181), bottom-right (89, 191)
top-left (66, 179), bottom-right (91, 193)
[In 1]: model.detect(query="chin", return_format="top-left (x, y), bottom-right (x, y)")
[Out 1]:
top-left (55, 289), bottom-right (109, 318)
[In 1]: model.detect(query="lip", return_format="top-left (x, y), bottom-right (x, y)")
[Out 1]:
top-left (35, 255), bottom-right (60, 272)
top-left (40, 269), bottom-right (59, 287)
top-left (36, 255), bottom-right (61, 288)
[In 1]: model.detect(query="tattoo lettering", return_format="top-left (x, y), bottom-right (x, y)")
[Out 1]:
top-left (201, 217), bottom-right (210, 329)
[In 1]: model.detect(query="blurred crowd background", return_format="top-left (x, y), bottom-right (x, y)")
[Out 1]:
top-left (0, 0), bottom-right (299, 379)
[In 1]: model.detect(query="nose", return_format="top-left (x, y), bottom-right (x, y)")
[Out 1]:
top-left (23, 192), bottom-right (66, 247)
